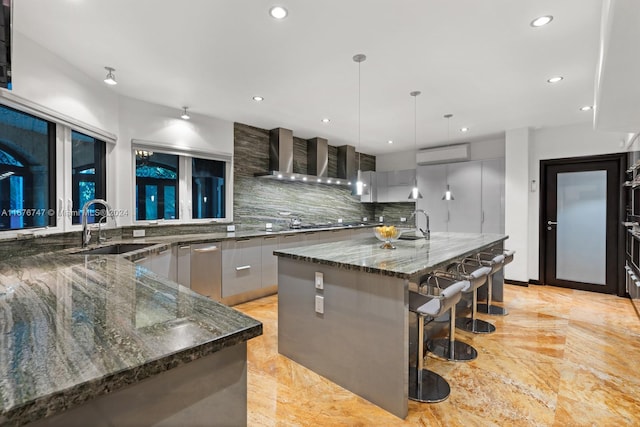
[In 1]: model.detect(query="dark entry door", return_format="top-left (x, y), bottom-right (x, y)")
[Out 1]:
top-left (542, 156), bottom-right (621, 294)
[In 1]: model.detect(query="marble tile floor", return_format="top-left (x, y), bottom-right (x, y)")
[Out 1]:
top-left (234, 285), bottom-right (640, 426)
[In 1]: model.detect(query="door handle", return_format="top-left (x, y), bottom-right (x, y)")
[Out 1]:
top-left (547, 221), bottom-right (558, 225)
top-left (236, 265), bottom-right (251, 271)
top-left (193, 246), bottom-right (219, 253)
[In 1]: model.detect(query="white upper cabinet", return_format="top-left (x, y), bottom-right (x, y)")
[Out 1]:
top-left (416, 159), bottom-right (505, 234)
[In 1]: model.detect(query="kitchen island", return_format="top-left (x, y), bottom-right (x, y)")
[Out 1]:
top-left (274, 231), bottom-right (508, 419)
top-left (0, 250), bottom-right (262, 427)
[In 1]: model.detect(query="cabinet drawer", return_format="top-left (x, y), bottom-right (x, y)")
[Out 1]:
top-left (222, 238), bottom-right (262, 297)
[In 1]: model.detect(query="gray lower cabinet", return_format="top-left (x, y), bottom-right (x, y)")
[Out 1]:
top-left (191, 243), bottom-right (222, 299)
top-left (221, 238), bottom-right (263, 298)
top-left (350, 228), bottom-right (371, 239)
top-left (279, 233), bottom-right (304, 250)
top-left (261, 236), bottom-right (278, 288)
top-left (134, 247), bottom-right (177, 282)
top-left (176, 244), bottom-right (191, 288)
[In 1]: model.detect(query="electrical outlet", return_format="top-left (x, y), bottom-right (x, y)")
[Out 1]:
top-left (400, 217), bottom-right (407, 222)
top-left (315, 272), bottom-right (324, 289)
top-left (227, 225), bottom-right (236, 232)
top-left (337, 218), bottom-right (343, 223)
top-left (379, 216), bottom-right (384, 223)
top-left (362, 217), bottom-right (368, 222)
top-left (265, 222), bottom-right (273, 230)
top-left (315, 295), bottom-right (324, 314)
top-left (132, 229), bottom-right (145, 238)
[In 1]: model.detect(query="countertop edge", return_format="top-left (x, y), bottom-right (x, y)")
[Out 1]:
top-left (2, 323), bottom-right (262, 427)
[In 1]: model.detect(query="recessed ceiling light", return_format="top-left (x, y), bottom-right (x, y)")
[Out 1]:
top-left (531, 15), bottom-right (553, 27)
top-left (547, 76), bottom-right (564, 83)
top-left (387, 140), bottom-right (393, 144)
top-left (321, 118), bottom-right (330, 123)
top-left (269, 6), bottom-right (288, 19)
top-left (253, 96), bottom-right (264, 102)
top-left (460, 127), bottom-right (469, 132)
top-left (579, 105), bottom-right (594, 111)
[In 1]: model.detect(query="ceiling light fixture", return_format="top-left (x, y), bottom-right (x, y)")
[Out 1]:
top-left (353, 53), bottom-right (366, 196)
top-left (442, 114), bottom-right (455, 201)
top-left (460, 127), bottom-right (469, 132)
top-left (547, 76), bottom-right (564, 83)
top-left (580, 105), bottom-right (594, 111)
top-left (530, 15), bottom-right (553, 27)
top-left (103, 67), bottom-right (117, 85)
top-left (253, 96), bottom-right (264, 102)
top-left (180, 107), bottom-right (190, 120)
top-left (388, 140), bottom-right (393, 144)
top-left (321, 118), bottom-right (330, 123)
top-left (269, 6), bottom-right (288, 19)
top-left (408, 91), bottom-right (423, 200)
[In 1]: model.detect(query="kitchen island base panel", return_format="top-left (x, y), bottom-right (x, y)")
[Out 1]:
top-left (25, 343), bottom-right (248, 427)
top-left (277, 257), bottom-right (409, 419)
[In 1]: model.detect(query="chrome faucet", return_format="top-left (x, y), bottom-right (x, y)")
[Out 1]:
top-left (81, 199), bottom-right (118, 247)
top-left (410, 209), bottom-right (430, 240)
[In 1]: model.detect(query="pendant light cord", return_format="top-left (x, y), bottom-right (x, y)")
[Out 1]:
top-left (358, 59), bottom-right (361, 171)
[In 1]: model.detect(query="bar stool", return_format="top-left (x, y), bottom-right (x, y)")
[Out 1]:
top-left (445, 264), bottom-right (496, 334)
top-left (409, 281), bottom-right (466, 402)
top-left (421, 275), bottom-right (479, 362)
top-left (471, 252), bottom-right (508, 316)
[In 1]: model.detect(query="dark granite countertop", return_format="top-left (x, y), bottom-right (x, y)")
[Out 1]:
top-left (0, 251), bottom-right (262, 426)
top-left (273, 231), bottom-right (508, 279)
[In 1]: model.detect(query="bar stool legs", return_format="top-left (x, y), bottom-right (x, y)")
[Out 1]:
top-left (455, 286), bottom-right (496, 334)
top-left (427, 300), bottom-right (478, 361)
top-left (409, 312), bottom-right (450, 403)
top-left (477, 270), bottom-right (508, 316)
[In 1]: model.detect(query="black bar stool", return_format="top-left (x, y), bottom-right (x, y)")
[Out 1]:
top-left (408, 280), bottom-right (466, 402)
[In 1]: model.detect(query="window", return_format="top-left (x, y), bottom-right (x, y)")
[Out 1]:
top-left (132, 145), bottom-right (230, 223)
top-left (135, 151), bottom-right (179, 220)
top-left (0, 104), bottom-right (55, 231)
top-left (71, 130), bottom-right (106, 225)
top-left (192, 157), bottom-right (225, 219)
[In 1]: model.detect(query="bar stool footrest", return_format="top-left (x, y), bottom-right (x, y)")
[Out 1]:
top-left (427, 338), bottom-right (478, 362)
top-left (477, 303), bottom-right (508, 316)
top-left (408, 369), bottom-right (451, 403)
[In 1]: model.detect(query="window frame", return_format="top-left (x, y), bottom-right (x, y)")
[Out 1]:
top-left (0, 96), bottom-right (114, 238)
top-left (131, 142), bottom-right (232, 225)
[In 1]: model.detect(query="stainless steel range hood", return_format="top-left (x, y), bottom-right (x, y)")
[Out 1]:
top-left (255, 127), bottom-right (354, 187)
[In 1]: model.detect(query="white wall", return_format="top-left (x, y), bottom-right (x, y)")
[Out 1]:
top-left (115, 96), bottom-right (234, 224)
top-left (11, 32), bottom-right (119, 135)
top-left (8, 32), bottom-right (235, 227)
top-left (504, 128), bottom-right (531, 282)
top-left (526, 121), bottom-right (627, 280)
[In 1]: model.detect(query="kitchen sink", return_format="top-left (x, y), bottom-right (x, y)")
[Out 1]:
top-left (73, 243), bottom-right (156, 255)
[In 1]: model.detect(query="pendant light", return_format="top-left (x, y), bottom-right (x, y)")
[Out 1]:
top-left (442, 114), bottom-right (455, 201)
top-left (353, 53), bottom-right (366, 196)
top-left (408, 91), bottom-right (423, 200)
top-left (181, 106), bottom-right (190, 120)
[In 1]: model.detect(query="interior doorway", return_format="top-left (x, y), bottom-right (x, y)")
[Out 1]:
top-left (539, 154), bottom-right (625, 295)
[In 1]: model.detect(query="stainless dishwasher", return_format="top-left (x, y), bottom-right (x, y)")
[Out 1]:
top-left (190, 242), bottom-right (222, 300)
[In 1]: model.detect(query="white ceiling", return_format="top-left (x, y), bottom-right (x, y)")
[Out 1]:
top-left (14, 0), bottom-right (603, 155)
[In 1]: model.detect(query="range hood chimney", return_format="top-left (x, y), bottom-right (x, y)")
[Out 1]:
top-left (269, 128), bottom-right (294, 173)
top-left (337, 145), bottom-right (357, 182)
top-left (307, 137), bottom-right (328, 177)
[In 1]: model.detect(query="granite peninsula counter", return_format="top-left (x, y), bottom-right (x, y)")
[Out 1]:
top-left (274, 231), bottom-right (508, 419)
top-left (0, 251), bottom-right (262, 427)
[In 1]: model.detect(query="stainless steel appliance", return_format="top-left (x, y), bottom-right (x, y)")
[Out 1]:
top-left (190, 242), bottom-right (222, 300)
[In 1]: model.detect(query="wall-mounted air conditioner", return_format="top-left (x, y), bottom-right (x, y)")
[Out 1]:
top-left (416, 143), bottom-right (470, 165)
